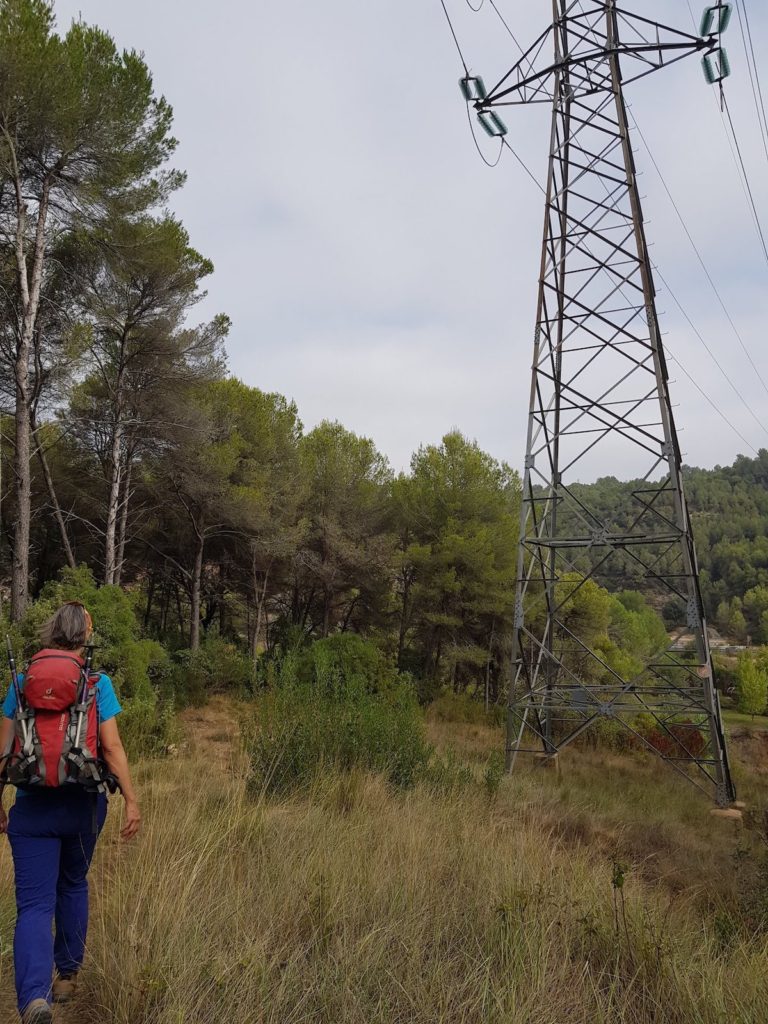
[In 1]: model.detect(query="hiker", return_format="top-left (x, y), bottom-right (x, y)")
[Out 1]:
top-left (0, 602), bottom-right (141, 1024)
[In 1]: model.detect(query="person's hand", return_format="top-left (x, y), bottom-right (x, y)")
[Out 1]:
top-left (121, 799), bottom-right (141, 841)
top-left (0, 806), bottom-right (8, 836)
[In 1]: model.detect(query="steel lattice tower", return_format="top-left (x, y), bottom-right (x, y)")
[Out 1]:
top-left (472, 1), bottom-right (735, 804)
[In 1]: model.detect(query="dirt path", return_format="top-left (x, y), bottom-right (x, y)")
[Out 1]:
top-left (178, 694), bottom-right (242, 771)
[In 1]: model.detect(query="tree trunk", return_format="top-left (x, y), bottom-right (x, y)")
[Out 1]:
top-left (397, 572), bottom-right (412, 669)
top-left (300, 589), bottom-right (315, 633)
top-left (291, 582), bottom-right (300, 625)
top-left (160, 579), bottom-right (170, 634)
top-left (485, 619), bottom-right (496, 713)
top-left (341, 595), bottom-right (359, 632)
top-left (31, 420), bottom-right (76, 570)
top-left (218, 571), bottom-right (226, 636)
top-left (322, 587), bottom-right (332, 638)
top-left (190, 530), bottom-right (205, 651)
top-left (10, 176), bottom-right (51, 620)
top-left (114, 457), bottom-right (133, 586)
top-left (11, 377), bottom-right (32, 621)
top-left (174, 584), bottom-right (186, 645)
top-left (104, 416), bottom-right (124, 585)
top-left (251, 551), bottom-right (271, 667)
top-left (144, 571), bottom-right (156, 631)
top-left (433, 634), bottom-right (443, 681)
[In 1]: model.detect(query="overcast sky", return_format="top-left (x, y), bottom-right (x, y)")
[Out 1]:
top-left (54, 0), bottom-right (768, 477)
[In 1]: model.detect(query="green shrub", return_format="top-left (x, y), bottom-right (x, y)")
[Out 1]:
top-left (429, 690), bottom-right (505, 728)
top-left (245, 639), bottom-right (429, 797)
top-left (108, 639), bottom-right (170, 702)
top-left (419, 749), bottom-right (474, 794)
top-left (571, 716), bottom-right (631, 752)
top-left (173, 634), bottom-right (255, 705)
top-left (117, 695), bottom-right (180, 759)
top-left (295, 633), bottom-right (401, 694)
top-left (483, 750), bottom-right (505, 801)
top-left (14, 565), bottom-right (137, 661)
top-left (736, 654), bottom-right (768, 717)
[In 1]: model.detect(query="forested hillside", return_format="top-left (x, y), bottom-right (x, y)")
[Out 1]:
top-left (570, 451), bottom-right (768, 639)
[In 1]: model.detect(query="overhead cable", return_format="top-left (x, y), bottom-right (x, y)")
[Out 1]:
top-left (501, 139), bottom-right (544, 192)
top-left (721, 92), bottom-right (768, 267)
top-left (487, 0), bottom-right (527, 58)
top-left (686, 0), bottom-right (768, 270)
top-left (630, 110), bottom-right (768, 400)
top-left (437, 0), bottom-right (469, 74)
top-left (734, 0), bottom-right (768, 167)
top-left (667, 355), bottom-right (758, 456)
top-left (739, 0), bottom-right (768, 154)
top-left (654, 265), bottom-right (768, 441)
top-left (438, 0), bottom-right (762, 457)
top-left (468, 103), bottom-right (503, 166)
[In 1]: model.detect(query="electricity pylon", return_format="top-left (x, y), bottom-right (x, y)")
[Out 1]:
top-left (468, 1), bottom-right (736, 804)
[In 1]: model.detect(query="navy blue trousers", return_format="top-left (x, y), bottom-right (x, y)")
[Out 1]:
top-left (8, 790), bottom-right (107, 1014)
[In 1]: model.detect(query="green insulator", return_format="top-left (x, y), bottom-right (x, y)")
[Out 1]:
top-left (459, 76), bottom-right (487, 102)
top-left (702, 53), bottom-right (717, 83)
top-left (702, 47), bottom-right (731, 84)
top-left (700, 6), bottom-right (716, 35)
top-left (700, 3), bottom-right (733, 36)
top-left (477, 110), bottom-right (507, 137)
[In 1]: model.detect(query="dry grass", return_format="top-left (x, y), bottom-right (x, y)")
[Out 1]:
top-left (1, 701), bottom-right (767, 1023)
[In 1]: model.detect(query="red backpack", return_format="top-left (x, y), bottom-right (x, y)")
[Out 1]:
top-left (4, 649), bottom-right (105, 791)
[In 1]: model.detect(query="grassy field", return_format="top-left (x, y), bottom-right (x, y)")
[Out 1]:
top-left (721, 707), bottom-right (768, 730)
top-left (2, 701), bottom-right (768, 1024)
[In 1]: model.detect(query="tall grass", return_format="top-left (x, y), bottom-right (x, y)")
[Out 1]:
top-left (1, 709), bottom-right (767, 1023)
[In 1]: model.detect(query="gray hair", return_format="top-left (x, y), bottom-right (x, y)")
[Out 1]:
top-left (40, 602), bottom-right (92, 651)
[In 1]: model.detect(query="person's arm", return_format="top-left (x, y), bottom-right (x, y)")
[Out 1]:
top-left (99, 717), bottom-right (141, 840)
top-left (0, 716), bottom-right (13, 835)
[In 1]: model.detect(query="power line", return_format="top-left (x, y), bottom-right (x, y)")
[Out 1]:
top-left (667, 354), bottom-right (758, 456)
top-left (721, 91), bottom-right (768, 266)
top-left (740, 0), bottom-right (768, 152)
top-left (685, 0), bottom-right (768, 270)
top-left (654, 265), bottom-right (768, 442)
top-left (501, 139), bottom-right (544, 192)
top-left (443, 0), bottom-right (544, 182)
top-left (437, 0), bottom-right (469, 74)
top-left (717, 99), bottom-right (765, 235)
top-left (500, 120), bottom-right (761, 456)
top-left (467, 104), bottom-right (503, 166)
top-left (629, 109), bottom-right (768, 400)
top-left (438, 0), bottom-right (763, 458)
top-left (734, 0), bottom-right (768, 168)
top-left (487, 0), bottom-right (526, 58)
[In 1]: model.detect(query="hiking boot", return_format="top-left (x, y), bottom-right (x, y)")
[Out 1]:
top-left (21, 1000), bottom-right (52, 1024)
top-left (53, 971), bottom-right (78, 1003)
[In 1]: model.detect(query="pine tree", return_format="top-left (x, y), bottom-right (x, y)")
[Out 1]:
top-left (0, 0), bottom-right (181, 617)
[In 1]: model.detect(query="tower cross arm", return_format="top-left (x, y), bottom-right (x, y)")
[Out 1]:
top-left (480, 7), bottom-right (717, 108)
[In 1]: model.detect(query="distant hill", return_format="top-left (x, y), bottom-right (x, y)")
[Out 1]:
top-left (562, 451), bottom-right (768, 640)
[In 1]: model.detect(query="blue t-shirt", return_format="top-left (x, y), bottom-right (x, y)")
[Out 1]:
top-left (3, 672), bottom-right (122, 722)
